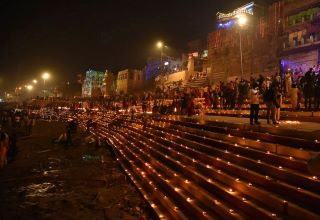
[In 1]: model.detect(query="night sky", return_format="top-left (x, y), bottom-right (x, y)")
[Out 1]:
top-left (0, 0), bottom-right (275, 95)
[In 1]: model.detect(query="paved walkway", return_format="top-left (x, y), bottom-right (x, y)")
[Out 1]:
top-left (196, 115), bottom-right (320, 133)
top-left (206, 109), bottom-right (320, 123)
top-left (183, 115), bottom-right (320, 141)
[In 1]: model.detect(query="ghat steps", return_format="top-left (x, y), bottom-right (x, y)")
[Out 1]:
top-left (87, 114), bottom-right (320, 220)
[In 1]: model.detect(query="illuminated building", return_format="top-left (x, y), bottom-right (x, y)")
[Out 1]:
top-left (103, 70), bottom-right (116, 96)
top-left (116, 69), bottom-right (143, 94)
top-left (82, 69), bottom-right (105, 98)
top-left (280, 0), bottom-right (320, 73)
top-left (208, 1), bottom-right (284, 82)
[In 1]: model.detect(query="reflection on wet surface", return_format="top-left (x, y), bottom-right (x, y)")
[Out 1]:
top-left (0, 121), bottom-right (148, 220)
top-left (17, 182), bottom-right (58, 197)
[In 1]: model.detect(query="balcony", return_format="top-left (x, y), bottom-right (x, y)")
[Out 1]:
top-left (285, 21), bottom-right (312, 33)
top-left (285, 0), bottom-right (320, 15)
top-left (282, 35), bottom-right (320, 54)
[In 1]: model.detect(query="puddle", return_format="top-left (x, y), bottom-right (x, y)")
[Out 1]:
top-left (82, 155), bottom-right (101, 161)
top-left (38, 158), bottom-right (72, 172)
top-left (18, 182), bottom-right (57, 197)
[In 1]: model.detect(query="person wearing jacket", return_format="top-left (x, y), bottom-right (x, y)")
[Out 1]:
top-left (263, 83), bottom-right (279, 124)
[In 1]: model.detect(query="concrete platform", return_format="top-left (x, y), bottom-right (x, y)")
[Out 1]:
top-left (180, 115), bottom-right (320, 142)
top-left (206, 109), bottom-right (320, 123)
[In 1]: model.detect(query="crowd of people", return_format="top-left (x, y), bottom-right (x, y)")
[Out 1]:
top-left (60, 67), bottom-right (319, 125)
top-left (0, 109), bottom-right (36, 168)
top-left (2, 68), bottom-right (319, 167)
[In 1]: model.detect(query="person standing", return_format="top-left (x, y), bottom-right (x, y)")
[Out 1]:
top-left (0, 126), bottom-right (9, 168)
top-left (65, 123), bottom-right (72, 148)
top-left (290, 84), bottom-right (298, 110)
top-left (285, 72), bottom-right (292, 96)
top-left (142, 97), bottom-right (147, 114)
top-left (86, 118), bottom-right (93, 133)
top-left (263, 84), bottom-right (278, 124)
top-left (249, 83), bottom-right (261, 125)
top-left (315, 74), bottom-right (320, 110)
top-left (275, 90), bottom-right (282, 122)
top-left (302, 68), bottom-right (314, 110)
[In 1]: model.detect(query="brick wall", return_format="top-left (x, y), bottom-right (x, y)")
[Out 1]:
top-left (208, 2), bottom-right (283, 82)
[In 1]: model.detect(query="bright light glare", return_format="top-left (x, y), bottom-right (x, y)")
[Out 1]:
top-left (26, 85), bottom-right (33, 90)
top-left (238, 16), bottom-right (247, 26)
top-left (33, 79), bottom-right (38, 84)
top-left (42, 72), bottom-right (50, 80)
top-left (157, 41), bottom-right (163, 48)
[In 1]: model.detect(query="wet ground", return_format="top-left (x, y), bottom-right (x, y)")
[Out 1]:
top-left (0, 121), bottom-right (150, 220)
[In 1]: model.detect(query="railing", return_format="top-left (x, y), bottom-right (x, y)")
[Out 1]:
top-left (283, 36), bottom-right (320, 50)
top-left (284, 0), bottom-right (320, 15)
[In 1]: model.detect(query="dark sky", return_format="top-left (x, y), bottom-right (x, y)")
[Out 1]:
top-left (0, 0), bottom-right (275, 95)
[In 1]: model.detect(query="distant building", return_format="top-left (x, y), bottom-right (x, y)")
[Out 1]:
top-left (145, 56), bottom-right (182, 81)
top-left (102, 70), bottom-right (116, 96)
top-left (280, 0), bottom-right (320, 73)
top-left (116, 69), bottom-right (143, 94)
top-left (82, 69), bottom-right (105, 98)
top-left (145, 58), bottom-right (161, 81)
top-left (208, 1), bottom-right (283, 82)
top-left (187, 39), bottom-right (209, 74)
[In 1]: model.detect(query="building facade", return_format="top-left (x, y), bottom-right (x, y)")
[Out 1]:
top-left (116, 69), bottom-right (143, 94)
top-left (102, 70), bottom-right (116, 96)
top-left (208, 1), bottom-right (284, 82)
top-left (82, 69), bottom-right (105, 98)
top-left (280, 0), bottom-right (320, 73)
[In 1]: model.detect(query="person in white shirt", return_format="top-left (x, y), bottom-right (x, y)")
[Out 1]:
top-left (249, 83), bottom-right (261, 125)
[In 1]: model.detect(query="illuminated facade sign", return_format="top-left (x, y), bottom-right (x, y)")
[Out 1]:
top-left (217, 2), bottom-right (254, 21)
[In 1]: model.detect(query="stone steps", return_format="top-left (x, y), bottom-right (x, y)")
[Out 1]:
top-left (110, 128), bottom-right (267, 219)
top-left (130, 122), bottom-right (320, 214)
top-left (125, 121), bottom-right (319, 216)
top-left (87, 114), bottom-right (320, 220)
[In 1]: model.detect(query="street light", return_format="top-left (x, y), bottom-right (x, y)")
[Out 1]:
top-left (238, 16), bottom-right (247, 27)
top-left (157, 41), bottom-right (163, 49)
top-left (26, 85), bottom-right (34, 99)
top-left (26, 85), bottom-right (33, 91)
top-left (42, 72), bottom-right (50, 98)
top-left (157, 41), bottom-right (164, 75)
top-left (237, 16), bottom-right (248, 80)
top-left (33, 79), bottom-right (38, 84)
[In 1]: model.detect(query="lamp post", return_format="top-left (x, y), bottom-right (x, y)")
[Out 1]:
top-left (238, 16), bottom-right (248, 80)
top-left (42, 72), bottom-right (50, 98)
top-left (26, 85), bottom-right (33, 98)
top-left (157, 41), bottom-right (164, 75)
